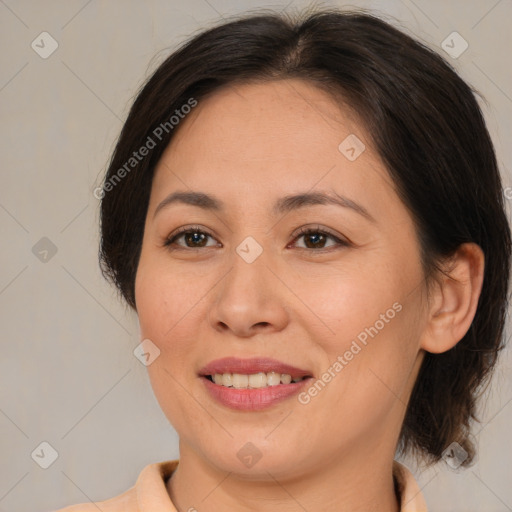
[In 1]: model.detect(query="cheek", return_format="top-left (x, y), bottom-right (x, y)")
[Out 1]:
top-left (297, 252), bottom-right (424, 399)
top-left (298, 299), bottom-right (422, 448)
top-left (135, 273), bottom-right (172, 342)
top-left (134, 261), bottom-right (209, 431)
top-left (316, 282), bottom-right (423, 414)
top-left (292, 256), bottom-right (409, 347)
top-left (134, 265), bottom-right (195, 406)
top-left (135, 254), bottom-right (204, 341)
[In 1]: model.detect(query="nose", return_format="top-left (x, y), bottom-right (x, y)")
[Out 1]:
top-left (208, 252), bottom-right (289, 338)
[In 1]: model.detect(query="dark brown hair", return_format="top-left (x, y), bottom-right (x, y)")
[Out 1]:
top-left (97, 7), bottom-right (511, 467)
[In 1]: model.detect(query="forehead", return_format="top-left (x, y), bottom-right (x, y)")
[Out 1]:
top-left (150, 79), bottom-right (398, 217)
top-left (165, 79), bottom-right (365, 161)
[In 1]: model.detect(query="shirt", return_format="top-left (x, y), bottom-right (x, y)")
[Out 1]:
top-left (53, 459), bottom-right (428, 511)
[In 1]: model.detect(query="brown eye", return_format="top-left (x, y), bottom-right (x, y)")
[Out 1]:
top-left (292, 227), bottom-right (349, 251)
top-left (181, 231), bottom-right (209, 247)
top-left (163, 225), bottom-right (349, 252)
top-left (164, 227), bottom-right (218, 249)
top-left (300, 231), bottom-right (329, 249)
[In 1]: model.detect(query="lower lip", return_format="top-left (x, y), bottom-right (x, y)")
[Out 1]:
top-left (201, 376), bottom-right (312, 411)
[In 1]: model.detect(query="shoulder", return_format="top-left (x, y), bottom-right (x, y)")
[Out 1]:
top-left (52, 486), bottom-right (137, 512)
top-left (52, 459), bottom-right (179, 512)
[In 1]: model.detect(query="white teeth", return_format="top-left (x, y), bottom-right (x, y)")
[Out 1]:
top-left (221, 374), bottom-right (233, 387)
top-left (232, 374), bottom-right (249, 389)
top-left (248, 372), bottom-right (267, 388)
top-left (266, 371), bottom-right (281, 386)
top-left (210, 372), bottom-right (306, 388)
top-left (280, 373), bottom-right (292, 385)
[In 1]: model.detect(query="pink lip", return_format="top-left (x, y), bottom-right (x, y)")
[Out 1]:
top-left (198, 357), bottom-right (313, 411)
top-left (201, 376), bottom-right (311, 411)
top-left (198, 357), bottom-right (312, 379)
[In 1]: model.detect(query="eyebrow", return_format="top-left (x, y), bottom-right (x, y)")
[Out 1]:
top-left (153, 190), bottom-right (376, 223)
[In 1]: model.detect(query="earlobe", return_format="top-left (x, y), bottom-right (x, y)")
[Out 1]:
top-left (420, 243), bottom-right (485, 354)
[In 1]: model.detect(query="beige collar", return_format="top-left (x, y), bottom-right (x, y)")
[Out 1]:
top-left (135, 459), bottom-right (428, 511)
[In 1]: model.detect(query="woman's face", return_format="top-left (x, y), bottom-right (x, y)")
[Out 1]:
top-left (135, 79), bottom-right (429, 477)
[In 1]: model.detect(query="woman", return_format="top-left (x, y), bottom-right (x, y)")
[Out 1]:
top-left (56, 6), bottom-right (511, 512)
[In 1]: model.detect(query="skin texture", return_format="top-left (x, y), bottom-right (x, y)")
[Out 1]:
top-left (134, 79), bottom-right (485, 512)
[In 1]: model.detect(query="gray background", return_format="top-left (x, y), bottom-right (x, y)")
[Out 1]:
top-left (1, 1), bottom-right (511, 511)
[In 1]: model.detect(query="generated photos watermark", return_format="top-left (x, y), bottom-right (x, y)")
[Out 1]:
top-left (93, 97), bottom-right (198, 199)
top-left (298, 301), bottom-right (403, 404)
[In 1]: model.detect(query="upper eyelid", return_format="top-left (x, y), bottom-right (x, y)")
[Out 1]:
top-left (294, 225), bottom-right (343, 239)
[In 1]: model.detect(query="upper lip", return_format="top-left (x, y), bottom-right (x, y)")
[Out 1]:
top-left (199, 357), bottom-right (313, 379)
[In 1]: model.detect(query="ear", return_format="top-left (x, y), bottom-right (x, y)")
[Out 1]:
top-left (420, 243), bottom-right (485, 354)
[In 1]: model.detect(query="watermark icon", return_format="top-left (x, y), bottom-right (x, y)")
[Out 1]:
top-left (237, 441), bottom-right (263, 468)
top-left (31, 31), bottom-right (59, 59)
top-left (134, 338), bottom-right (161, 366)
top-left (236, 236), bottom-right (263, 263)
top-left (504, 187), bottom-right (512, 200)
top-left (93, 97), bottom-right (198, 199)
top-left (442, 441), bottom-right (468, 469)
top-left (338, 134), bottom-right (366, 161)
top-left (441, 32), bottom-right (468, 59)
top-left (32, 237), bottom-right (58, 263)
top-left (298, 302), bottom-right (402, 404)
top-left (31, 441), bottom-right (59, 469)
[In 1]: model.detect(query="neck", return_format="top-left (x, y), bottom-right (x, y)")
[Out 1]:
top-left (166, 440), bottom-right (400, 512)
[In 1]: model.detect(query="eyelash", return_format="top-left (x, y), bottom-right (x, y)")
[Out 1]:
top-left (163, 224), bottom-right (350, 252)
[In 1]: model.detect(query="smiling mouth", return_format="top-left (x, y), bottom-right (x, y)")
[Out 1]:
top-left (203, 372), bottom-right (312, 389)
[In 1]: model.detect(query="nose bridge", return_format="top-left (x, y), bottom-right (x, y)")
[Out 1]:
top-left (221, 241), bottom-right (271, 311)
top-left (222, 217), bottom-right (272, 286)
top-left (208, 240), bottom-right (288, 335)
